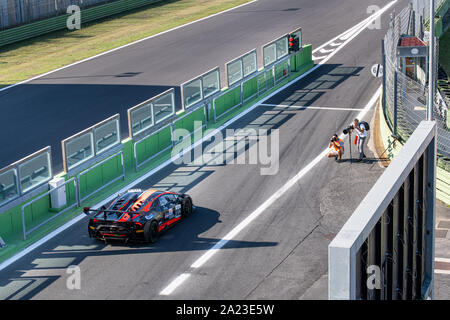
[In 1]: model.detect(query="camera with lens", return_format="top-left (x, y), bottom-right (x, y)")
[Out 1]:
top-left (330, 136), bottom-right (337, 142)
top-left (343, 125), bottom-right (354, 135)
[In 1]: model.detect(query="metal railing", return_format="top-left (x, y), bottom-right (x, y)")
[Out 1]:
top-left (133, 124), bottom-right (173, 172)
top-left (329, 121), bottom-right (437, 300)
top-left (76, 150), bottom-right (125, 203)
top-left (213, 55), bottom-right (292, 123)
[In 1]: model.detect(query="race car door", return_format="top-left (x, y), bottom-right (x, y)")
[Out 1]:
top-left (159, 193), bottom-right (181, 228)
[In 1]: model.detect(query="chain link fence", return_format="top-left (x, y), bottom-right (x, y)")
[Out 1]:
top-left (383, 1), bottom-right (450, 159)
top-left (0, 0), bottom-right (118, 30)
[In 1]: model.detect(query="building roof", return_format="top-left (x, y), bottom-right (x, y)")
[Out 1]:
top-left (399, 36), bottom-right (427, 47)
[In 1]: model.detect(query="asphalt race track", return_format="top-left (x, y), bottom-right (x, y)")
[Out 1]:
top-left (0, 0), bottom-right (412, 299)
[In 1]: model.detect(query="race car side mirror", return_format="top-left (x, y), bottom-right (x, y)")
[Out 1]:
top-left (83, 207), bottom-right (91, 214)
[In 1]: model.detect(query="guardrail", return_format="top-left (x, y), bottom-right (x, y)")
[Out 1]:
top-left (134, 124), bottom-right (173, 172)
top-left (0, 0), bottom-right (164, 47)
top-left (21, 177), bottom-right (78, 240)
top-left (213, 55), bottom-right (293, 123)
top-left (76, 150), bottom-right (125, 203)
top-left (329, 121), bottom-right (437, 300)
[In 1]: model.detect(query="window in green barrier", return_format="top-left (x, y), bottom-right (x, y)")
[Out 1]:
top-left (18, 151), bottom-right (52, 193)
top-left (242, 51), bottom-right (257, 77)
top-left (226, 50), bottom-right (257, 87)
top-left (94, 117), bottom-right (120, 154)
top-left (183, 78), bottom-right (203, 109)
top-left (0, 168), bottom-right (19, 206)
top-left (263, 43), bottom-right (277, 67)
top-left (153, 90), bottom-right (175, 125)
top-left (276, 37), bottom-right (288, 60)
top-left (130, 102), bottom-right (153, 136)
top-left (264, 35), bottom-right (289, 68)
top-left (65, 131), bottom-right (94, 171)
top-left (202, 69), bottom-right (220, 98)
top-left (227, 59), bottom-right (243, 87)
top-left (63, 114), bottom-right (121, 173)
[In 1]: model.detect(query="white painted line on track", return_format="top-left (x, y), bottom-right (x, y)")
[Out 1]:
top-left (313, 55), bottom-right (327, 60)
top-left (159, 273), bottom-right (191, 295)
top-left (312, 2), bottom-right (395, 55)
top-left (319, 48), bottom-right (335, 54)
top-left (0, 0), bottom-right (259, 93)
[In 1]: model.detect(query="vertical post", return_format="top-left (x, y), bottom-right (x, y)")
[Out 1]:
top-left (403, 173), bottom-right (413, 299)
top-left (423, 134), bottom-right (436, 299)
top-left (392, 193), bottom-right (400, 299)
top-left (367, 228), bottom-right (378, 300)
top-left (382, 39), bottom-right (387, 115)
top-left (394, 70), bottom-right (398, 135)
top-left (427, 0), bottom-right (434, 121)
top-left (412, 164), bottom-right (420, 299)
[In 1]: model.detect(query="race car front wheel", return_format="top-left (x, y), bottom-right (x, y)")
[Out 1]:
top-left (144, 220), bottom-right (159, 244)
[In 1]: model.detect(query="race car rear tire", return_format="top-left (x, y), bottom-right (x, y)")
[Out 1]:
top-left (182, 198), bottom-right (193, 217)
top-left (144, 220), bottom-right (159, 244)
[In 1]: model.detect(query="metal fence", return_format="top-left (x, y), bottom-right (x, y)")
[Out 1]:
top-left (412, 0), bottom-right (446, 29)
top-left (329, 121), bottom-right (437, 300)
top-left (383, 2), bottom-right (450, 158)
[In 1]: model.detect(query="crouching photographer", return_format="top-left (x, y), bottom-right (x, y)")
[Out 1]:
top-left (327, 134), bottom-right (344, 162)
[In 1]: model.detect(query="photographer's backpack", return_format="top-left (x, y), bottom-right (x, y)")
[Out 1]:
top-left (361, 121), bottom-right (370, 131)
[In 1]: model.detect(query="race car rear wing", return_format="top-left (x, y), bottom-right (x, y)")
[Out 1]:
top-left (83, 207), bottom-right (145, 218)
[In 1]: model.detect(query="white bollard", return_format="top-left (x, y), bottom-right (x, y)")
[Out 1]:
top-left (49, 177), bottom-right (67, 210)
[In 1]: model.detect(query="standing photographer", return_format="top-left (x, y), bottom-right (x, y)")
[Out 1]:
top-left (353, 118), bottom-right (367, 162)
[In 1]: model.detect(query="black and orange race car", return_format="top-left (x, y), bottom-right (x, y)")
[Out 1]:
top-left (83, 189), bottom-right (194, 243)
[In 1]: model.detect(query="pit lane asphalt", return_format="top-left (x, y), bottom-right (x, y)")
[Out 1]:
top-left (0, 0), bottom-right (411, 299)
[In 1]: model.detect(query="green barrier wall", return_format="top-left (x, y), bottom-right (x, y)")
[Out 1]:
top-left (0, 179), bottom-right (78, 239)
top-left (243, 77), bottom-right (258, 101)
top-left (77, 152), bottom-right (124, 200)
top-left (22, 195), bottom-right (52, 232)
top-left (0, 202), bottom-right (25, 239)
top-left (173, 107), bottom-right (205, 134)
top-left (274, 60), bottom-right (290, 82)
top-left (135, 126), bottom-right (172, 167)
top-left (0, 0), bottom-right (164, 47)
top-left (214, 86), bottom-right (242, 119)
